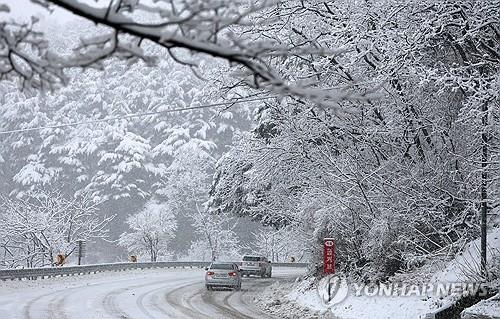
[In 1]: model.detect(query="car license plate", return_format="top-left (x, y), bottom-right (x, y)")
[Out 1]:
top-left (214, 274), bottom-right (228, 278)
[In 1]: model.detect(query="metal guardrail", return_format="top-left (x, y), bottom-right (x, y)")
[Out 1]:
top-left (0, 261), bottom-right (308, 281)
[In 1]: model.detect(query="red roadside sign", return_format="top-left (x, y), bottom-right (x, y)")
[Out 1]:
top-left (323, 238), bottom-right (335, 274)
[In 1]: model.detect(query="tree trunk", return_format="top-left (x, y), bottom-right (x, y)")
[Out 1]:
top-left (480, 101), bottom-right (488, 278)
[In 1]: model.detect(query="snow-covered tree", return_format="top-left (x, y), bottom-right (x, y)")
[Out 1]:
top-left (1, 0), bottom-right (498, 277)
top-left (118, 200), bottom-right (177, 262)
top-left (0, 191), bottom-right (112, 268)
top-left (0, 17), bottom-right (257, 259)
top-left (158, 142), bottom-right (241, 261)
top-left (210, 0), bottom-right (500, 278)
top-left (251, 227), bottom-right (310, 262)
top-left (0, 31), bottom-right (254, 197)
top-left (0, 0), bottom-right (356, 107)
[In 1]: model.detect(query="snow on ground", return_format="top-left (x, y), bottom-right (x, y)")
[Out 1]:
top-left (0, 267), bottom-right (195, 293)
top-left (432, 227), bottom-right (500, 284)
top-left (0, 265), bottom-right (307, 319)
top-left (0, 267), bottom-right (204, 319)
top-left (255, 275), bottom-right (438, 319)
top-left (462, 293), bottom-right (500, 319)
top-left (255, 279), bottom-right (324, 319)
top-left (290, 277), bottom-right (437, 319)
top-left (256, 227), bottom-right (500, 319)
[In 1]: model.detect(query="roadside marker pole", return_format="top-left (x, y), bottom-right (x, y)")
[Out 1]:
top-left (323, 238), bottom-right (336, 301)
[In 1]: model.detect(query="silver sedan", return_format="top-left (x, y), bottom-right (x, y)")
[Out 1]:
top-left (205, 262), bottom-right (242, 291)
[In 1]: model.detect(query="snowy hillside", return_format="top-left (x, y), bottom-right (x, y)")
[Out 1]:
top-left (256, 227), bottom-right (500, 319)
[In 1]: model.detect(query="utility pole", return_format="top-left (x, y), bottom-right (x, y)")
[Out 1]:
top-left (480, 101), bottom-right (488, 278)
top-left (77, 240), bottom-right (86, 265)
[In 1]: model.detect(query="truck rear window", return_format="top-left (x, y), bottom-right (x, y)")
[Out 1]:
top-left (243, 256), bottom-right (260, 261)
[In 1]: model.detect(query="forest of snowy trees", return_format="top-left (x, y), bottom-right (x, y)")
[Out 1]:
top-left (209, 0), bottom-right (500, 278)
top-left (0, 39), bottom-right (257, 265)
top-left (0, 0), bottom-right (499, 279)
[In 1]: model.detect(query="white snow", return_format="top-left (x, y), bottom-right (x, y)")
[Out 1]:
top-left (432, 227), bottom-right (500, 284)
top-left (259, 227), bottom-right (500, 319)
top-left (462, 293), bottom-right (500, 318)
top-left (0, 266), bottom-right (306, 319)
top-left (283, 276), bottom-right (436, 319)
top-left (0, 268), bottom-right (201, 319)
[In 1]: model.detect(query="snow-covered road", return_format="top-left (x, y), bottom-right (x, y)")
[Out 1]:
top-left (0, 267), bottom-right (305, 319)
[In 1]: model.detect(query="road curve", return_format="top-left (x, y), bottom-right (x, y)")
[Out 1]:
top-left (0, 267), bottom-right (305, 319)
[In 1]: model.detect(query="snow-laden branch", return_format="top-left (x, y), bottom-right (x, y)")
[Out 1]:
top-left (1, 0), bottom-right (365, 107)
top-left (0, 191), bottom-right (113, 268)
top-left (0, 17), bottom-right (66, 90)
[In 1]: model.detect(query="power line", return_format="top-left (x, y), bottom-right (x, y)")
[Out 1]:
top-left (0, 96), bottom-right (276, 135)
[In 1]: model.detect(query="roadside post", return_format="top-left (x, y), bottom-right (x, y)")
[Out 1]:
top-left (323, 238), bottom-right (336, 301)
top-left (77, 240), bottom-right (86, 265)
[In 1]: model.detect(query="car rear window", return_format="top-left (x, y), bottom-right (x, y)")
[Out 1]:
top-left (210, 263), bottom-right (233, 269)
top-left (243, 256), bottom-right (260, 261)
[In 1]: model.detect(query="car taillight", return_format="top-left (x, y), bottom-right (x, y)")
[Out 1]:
top-left (207, 271), bottom-right (214, 275)
top-left (228, 271), bottom-right (237, 276)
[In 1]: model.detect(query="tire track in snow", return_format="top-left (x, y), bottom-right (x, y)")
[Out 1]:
top-left (164, 283), bottom-right (212, 319)
top-left (146, 279), bottom-right (201, 318)
top-left (134, 287), bottom-right (159, 319)
top-left (199, 289), bottom-right (250, 319)
top-left (101, 276), bottom-right (192, 319)
top-left (231, 278), bottom-right (277, 319)
top-left (16, 267), bottom-right (304, 319)
top-left (23, 288), bottom-right (69, 319)
top-left (135, 278), bottom-right (199, 318)
top-left (101, 287), bottom-right (131, 319)
top-left (200, 284), bottom-right (271, 319)
top-left (203, 271), bottom-right (299, 319)
top-left (22, 272), bottom-right (196, 319)
top-left (21, 274), bottom-right (160, 319)
top-left (47, 293), bottom-right (70, 319)
top-left (162, 272), bottom-right (293, 318)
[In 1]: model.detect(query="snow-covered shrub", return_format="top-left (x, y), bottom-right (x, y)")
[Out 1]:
top-left (119, 200), bottom-right (177, 262)
top-left (0, 191), bottom-right (112, 268)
